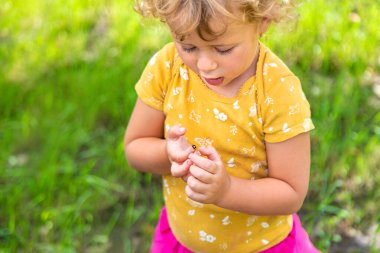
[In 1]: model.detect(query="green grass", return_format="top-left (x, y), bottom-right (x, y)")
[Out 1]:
top-left (1, 0), bottom-right (379, 252)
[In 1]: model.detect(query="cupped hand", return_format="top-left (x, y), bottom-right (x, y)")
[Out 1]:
top-left (186, 146), bottom-right (231, 205)
top-left (166, 125), bottom-right (195, 178)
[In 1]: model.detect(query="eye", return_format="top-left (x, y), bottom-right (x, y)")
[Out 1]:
top-left (215, 47), bottom-right (234, 55)
top-left (182, 46), bottom-right (196, 53)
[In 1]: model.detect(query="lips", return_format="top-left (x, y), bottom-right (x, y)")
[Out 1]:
top-left (203, 77), bottom-right (224, 86)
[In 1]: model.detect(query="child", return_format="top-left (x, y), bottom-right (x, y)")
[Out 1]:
top-left (125, 0), bottom-right (320, 252)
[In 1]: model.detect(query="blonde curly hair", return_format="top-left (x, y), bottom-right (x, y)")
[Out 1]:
top-left (134, 0), bottom-right (296, 40)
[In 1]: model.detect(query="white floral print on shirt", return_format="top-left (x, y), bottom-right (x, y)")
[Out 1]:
top-left (213, 108), bottom-right (228, 121)
top-left (199, 230), bottom-right (216, 243)
top-left (180, 67), bottom-right (189, 80)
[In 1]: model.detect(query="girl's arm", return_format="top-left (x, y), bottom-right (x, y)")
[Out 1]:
top-left (187, 132), bottom-right (311, 215)
top-left (124, 99), bottom-right (194, 175)
top-left (124, 98), bottom-right (171, 174)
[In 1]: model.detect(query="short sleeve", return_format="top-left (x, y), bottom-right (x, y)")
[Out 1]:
top-left (135, 43), bottom-right (175, 111)
top-left (262, 75), bottom-right (315, 142)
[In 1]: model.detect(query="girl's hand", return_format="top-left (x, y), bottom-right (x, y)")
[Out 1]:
top-left (186, 146), bottom-right (231, 204)
top-left (166, 126), bottom-right (194, 178)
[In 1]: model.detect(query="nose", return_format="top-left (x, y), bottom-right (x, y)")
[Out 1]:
top-left (197, 53), bottom-right (217, 73)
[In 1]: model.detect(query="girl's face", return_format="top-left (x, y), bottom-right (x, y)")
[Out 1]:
top-left (172, 18), bottom-right (267, 97)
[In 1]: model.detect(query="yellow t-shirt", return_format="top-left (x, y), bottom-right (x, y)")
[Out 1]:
top-left (135, 42), bottom-right (315, 253)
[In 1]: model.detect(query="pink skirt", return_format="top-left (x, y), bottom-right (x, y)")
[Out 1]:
top-left (150, 207), bottom-right (320, 253)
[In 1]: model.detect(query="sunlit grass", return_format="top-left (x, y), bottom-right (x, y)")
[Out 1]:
top-left (0, 0), bottom-right (379, 252)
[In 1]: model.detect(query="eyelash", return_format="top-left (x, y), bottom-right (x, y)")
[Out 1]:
top-left (183, 47), bottom-right (196, 53)
top-left (216, 48), bottom-right (233, 55)
top-left (182, 47), bottom-right (233, 55)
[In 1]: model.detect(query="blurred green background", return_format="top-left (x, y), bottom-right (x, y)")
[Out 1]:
top-left (1, 0), bottom-right (379, 252)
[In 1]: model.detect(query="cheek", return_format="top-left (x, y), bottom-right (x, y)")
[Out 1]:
top-left (221, 56), bottom-right (246, 73)
top-left (227, 49), bottom-right (256, 72)
top-left (178, 53), bottom-right (197, 70)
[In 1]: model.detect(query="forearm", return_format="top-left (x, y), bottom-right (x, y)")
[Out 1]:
top-left (217, 176), bottom-right (305, 216)
top-left (125, 137), bottom-right (171, 175)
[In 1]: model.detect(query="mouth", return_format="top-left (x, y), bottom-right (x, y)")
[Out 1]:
top-left (203, 77), bottom-right (224, 86)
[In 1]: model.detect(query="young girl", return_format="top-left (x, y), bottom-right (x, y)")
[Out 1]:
top-left (125, 0), bottom-right (320, 252)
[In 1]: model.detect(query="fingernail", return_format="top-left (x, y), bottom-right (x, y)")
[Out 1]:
top-left (179, 127), bottom-right (185, 132)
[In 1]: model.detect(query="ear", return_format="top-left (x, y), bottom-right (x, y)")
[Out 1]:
top-left (259, 17), bottom-right (271, 36)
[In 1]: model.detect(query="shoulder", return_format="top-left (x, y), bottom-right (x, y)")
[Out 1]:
top-left (135, 43), bottom-right (180, 110)
top-left (145, 42), bottom-right (184, 79)
top-left (258, 43), bottom-right (297, 81)
top-left (150, 42), bottom-right (178, 66)
top-left (256, 43), bottom-right (302, 99)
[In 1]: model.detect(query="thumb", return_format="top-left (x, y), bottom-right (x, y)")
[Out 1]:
top-left (199, 146), bottom-right (223, 166)
top-left (167, 125), bottom-right (186, 140)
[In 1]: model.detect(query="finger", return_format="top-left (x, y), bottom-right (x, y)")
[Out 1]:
top-left (182, 173), bottom-right (190, 182)
top-left (199, 146), bottom-right (224, 167)
top-left (189, 165), bottom-right (213, 184)
top-left (171, 160), bottom-right (191, 177)
top-left (184, 145), bottom-right (196, 156)
top-left (185, 184), bottom-right (208, 203)
top-left (167, 125), bottom-right (186, 140)
top-left (187, 175), bottom-right (209, 194)
top-left (171, 144), bottom-right (195, 163)
top-left (188, 153), bottom-right (217, 174)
